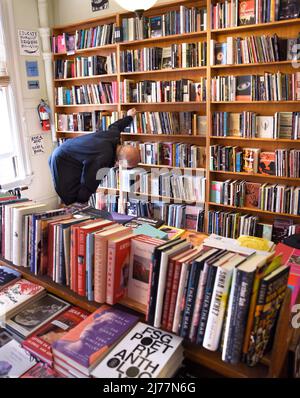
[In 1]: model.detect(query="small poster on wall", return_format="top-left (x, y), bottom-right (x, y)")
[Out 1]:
top-left (18, 30), bottom-right (40, 56)
top-left (91, 0), bottom-right (109, 12)
top-left (31, 135), bottom-right (45, 156)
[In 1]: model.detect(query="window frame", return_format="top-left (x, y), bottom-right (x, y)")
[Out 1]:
top-left (0, 0), bottom-right (32, 190)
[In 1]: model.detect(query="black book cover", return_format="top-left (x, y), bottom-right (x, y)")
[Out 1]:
top-left (279, 0), bottom-right (300, 20)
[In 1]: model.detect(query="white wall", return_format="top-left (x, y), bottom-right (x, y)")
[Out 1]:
top-left (10, 0), bottom-right (58, 208)
top-left (52, 0), bottom-right (173, 26)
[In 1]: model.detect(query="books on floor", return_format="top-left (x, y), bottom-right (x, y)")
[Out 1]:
top-left (52, 306), bottom-right (138, 377)
top-left (91, 322), bottom-right (183, 378)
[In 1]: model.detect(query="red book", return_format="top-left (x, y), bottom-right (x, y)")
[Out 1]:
top-left (22, 306), bottom-right (89, 366)
top-left (106, 233), bottom-right (134, 305)
top-left (77, 219), bottom-right (113, 297)
top-left (166, 248), bottom-right (197, 331)
top-left (161, 257), bottom-right (176, 329)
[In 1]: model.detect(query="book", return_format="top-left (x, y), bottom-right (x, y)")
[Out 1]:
top-left (6, 294), bottom-right (69, 339)
top-left (236, 75), bottom-right (252, 100)
top-left (239, 0), bottom-right (255, 25)
top-left (0, 339), bottom-right (36, 378)
top-left (256, 116), bottom-right (274, 138)
top-left (21, 363), bottom-right (62, 378)
top-left (150, 16), bottom-right (163, 38)
top-left (133, 224), bottom-right (168, 240)
top-left (128, 235), bottom-right (165, 307)
top-left (22, 306), bottom-right (89, 366)
top-left (0, 328), bottom-right (13, 348)
top-left (91, 322), bottom-right (183, 378)
top-left (246, 265), bottom-right (290, 366)
top-left (258, 152), bottom-right (276, 175)
top-left (278, 0), bottom-right (300, 20)
top-left (0, 266), bottom-right (21, 291)
top-left (244, 182), bottom-right (261, 208)
top-left (52, 306), bottom-right (138, 376)
top-left (159, 225), bottom-right (185, 240)
top-left (0, 279), bottom-right (45, 325)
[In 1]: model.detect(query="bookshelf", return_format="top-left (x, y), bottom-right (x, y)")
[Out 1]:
top-left (51, 0), bottom-right (300, 377)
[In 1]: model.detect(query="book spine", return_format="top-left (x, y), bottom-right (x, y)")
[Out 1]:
top-left (94, 237), bottom-right (107, 304)
top-left (106, 241), bottom-right (116, 305)
top-left (203, 267), bottom-right (233, 351)
top-left (172, 262), bottom-right (188, 333)
top-left (161, 258), bottom-right (176, 329)
top-left (77, 230), bottom-right (87, 297)
top-left (196, 265), bottom-right (218, 345)
top-left (166, 260), bottom-right (182, 331)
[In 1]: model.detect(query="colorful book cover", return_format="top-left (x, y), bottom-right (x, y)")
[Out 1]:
top-left (258, 152), bottom-right (276, 175)
top-left (23, 306), bottom-right (89, 366)
top-left (158, 226), bottom-right (185, 240)
top-left (150, 16), bottom-right (163, 37)
top-left (0, 266), bottom-right (21, 291)
top-left (52, 306), bottom-right (138, 374)
top-left (91, 322), bottom-right (183, 378)
top-left (239, 0), bottom-right (255, 25)
top-left (0, 340), bottom-right (36, 378)
top-left (236, 75), bottom-right (252, 101)
top-left (245, 182), bottom-right (261, 208)
top-left (0, 280), bottom-right (45, 322)
top-left (6, 294), bottom-right (70, 339)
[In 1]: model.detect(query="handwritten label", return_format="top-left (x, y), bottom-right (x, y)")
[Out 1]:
top-left (18, 30), bottom-right (40, 56)
top-left (31, 135), bottom-right (45, 156)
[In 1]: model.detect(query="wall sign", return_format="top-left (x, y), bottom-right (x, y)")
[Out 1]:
top-left (31, 135), bottom-right (45, 156)
top-left (27, 80), bottom-right (40, 90)
top-left (18, 30), bottom-right (40, 56)
top-left (26, 61), bottom-right (39, 77)
top-left (91, 0), bottom-right (109, 12)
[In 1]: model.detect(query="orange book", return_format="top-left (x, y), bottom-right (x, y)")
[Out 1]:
top-left (106, 232), bottom-right (134, 305)
top-left (94, 226), bottom-right (130, 303)
top-left (77, 219), bottom-right (113, 297)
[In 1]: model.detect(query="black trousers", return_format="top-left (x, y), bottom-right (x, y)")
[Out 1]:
top-left (48, 148), bottom-right (93, 206)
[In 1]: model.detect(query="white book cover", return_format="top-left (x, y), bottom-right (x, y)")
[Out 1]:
top-left (154, 241), bottom-right (191, 328)
top-left (0, 340), bottom-right (36, 378)
top-left (256, 116), bottom-right (274, 138)
top-left (203, 254), bottom-right (246, 351)
top-left (91, 322), bottom-right (183, 378)
top-left (0, 279), bottom-right (45, 324)
top-left (12, 204), bottom-right (47, 267)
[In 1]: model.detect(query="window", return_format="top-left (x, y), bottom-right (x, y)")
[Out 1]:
top-left (0, 1), bottom-right (27, 187)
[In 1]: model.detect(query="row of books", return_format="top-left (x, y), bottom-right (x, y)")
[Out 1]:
top-left (117, 167), bottom-right (206, 204)
top-left (210, 34), bottom-right (300, 65)
top-left (211, 179), bottom-right (300, 215)
top-left (124, 112), bottom-right (207, 136)
top-left (93, 192), bottom-right (205, 233)
top-left (145, 233), bottom-right (289, 366)
top-left (211, 0), bottom-right (299, 29)
top-left (0, 272), bottom-right (183, 378)
top-left (121, 78), bottom-right (207, 103)
top-left (208, 210), bottom-right (299, 242)
top-left (212, 111), bottom-right (300, 139)
top-left (55, 82), bottom-right (118, 106)
top-left (210, 145), bottom-right (300, 176)
top-left (55, 111), bottom-right (118, 132)
top-left (51, 23), bottom-right (116, 54)
top-left (211, 73), bottom-right (300, 102)
top-left (120, 42), bottom-right (207, 72)
top-left (54, 54), bottom-right (117, 79)
top-left (121, 6), bottom-right (207, 42)
top-left (124, 141), bottom-right (206, 169)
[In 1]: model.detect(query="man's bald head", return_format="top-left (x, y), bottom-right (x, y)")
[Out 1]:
top-left (116, 145), bottom-right (141, 168)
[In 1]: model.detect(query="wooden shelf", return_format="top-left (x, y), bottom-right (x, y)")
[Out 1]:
top-left (208, 202), bottom-right (300, 219)
top-left (210, 170), bottom-right (300, 182)
top-left (120, 67), bottom-right (207, 76)
top-left (211, 60), bottom-right (294, 69)
top-left (54, 74), bottom-right (118, 82)
top-left (139, 163), bottom-right (206, 172)
top-left (211, 18), bottom-right (300, 35)
top-left (119, 31), bottom-right (207, 47)
top-left (210, 136), bottom-right (300, 143)
top-left (53, 44), bottom-right (117, 57)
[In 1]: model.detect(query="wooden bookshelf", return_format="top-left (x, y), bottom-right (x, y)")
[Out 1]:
top-left (52, 0), bottom-right (300, 378)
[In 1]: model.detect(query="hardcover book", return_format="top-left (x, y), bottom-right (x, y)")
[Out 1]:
top-left (0, 266), bottom-right (21, 291)
top-left (256, 116), bottom-right (274, 138)
top-left (150, 16), bottom-right (163, 38)
top-left (91, 322), bottom-right (183, 378)
top-left (0, 339), bottom-right (36, 378)
top-left (52, 306), bottom-right (138, 375)
top-left (236, 75), bottom-right (252, 101)
top-left (245, 182), bottom-right (261, 208)
top-left (238, 0), bottom-right (255, 25)
top-left (0, 279), bottom-right (45, 324)
top-left (6, 294), bottom-right (70, 339)
top-left (23, 306), bottom-right (89, 366)
top-left (258, 152), bottom-right (276, 175)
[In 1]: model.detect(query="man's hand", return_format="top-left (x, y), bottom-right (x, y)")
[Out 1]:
top-left (127, 108), bottom-right (137, 118)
